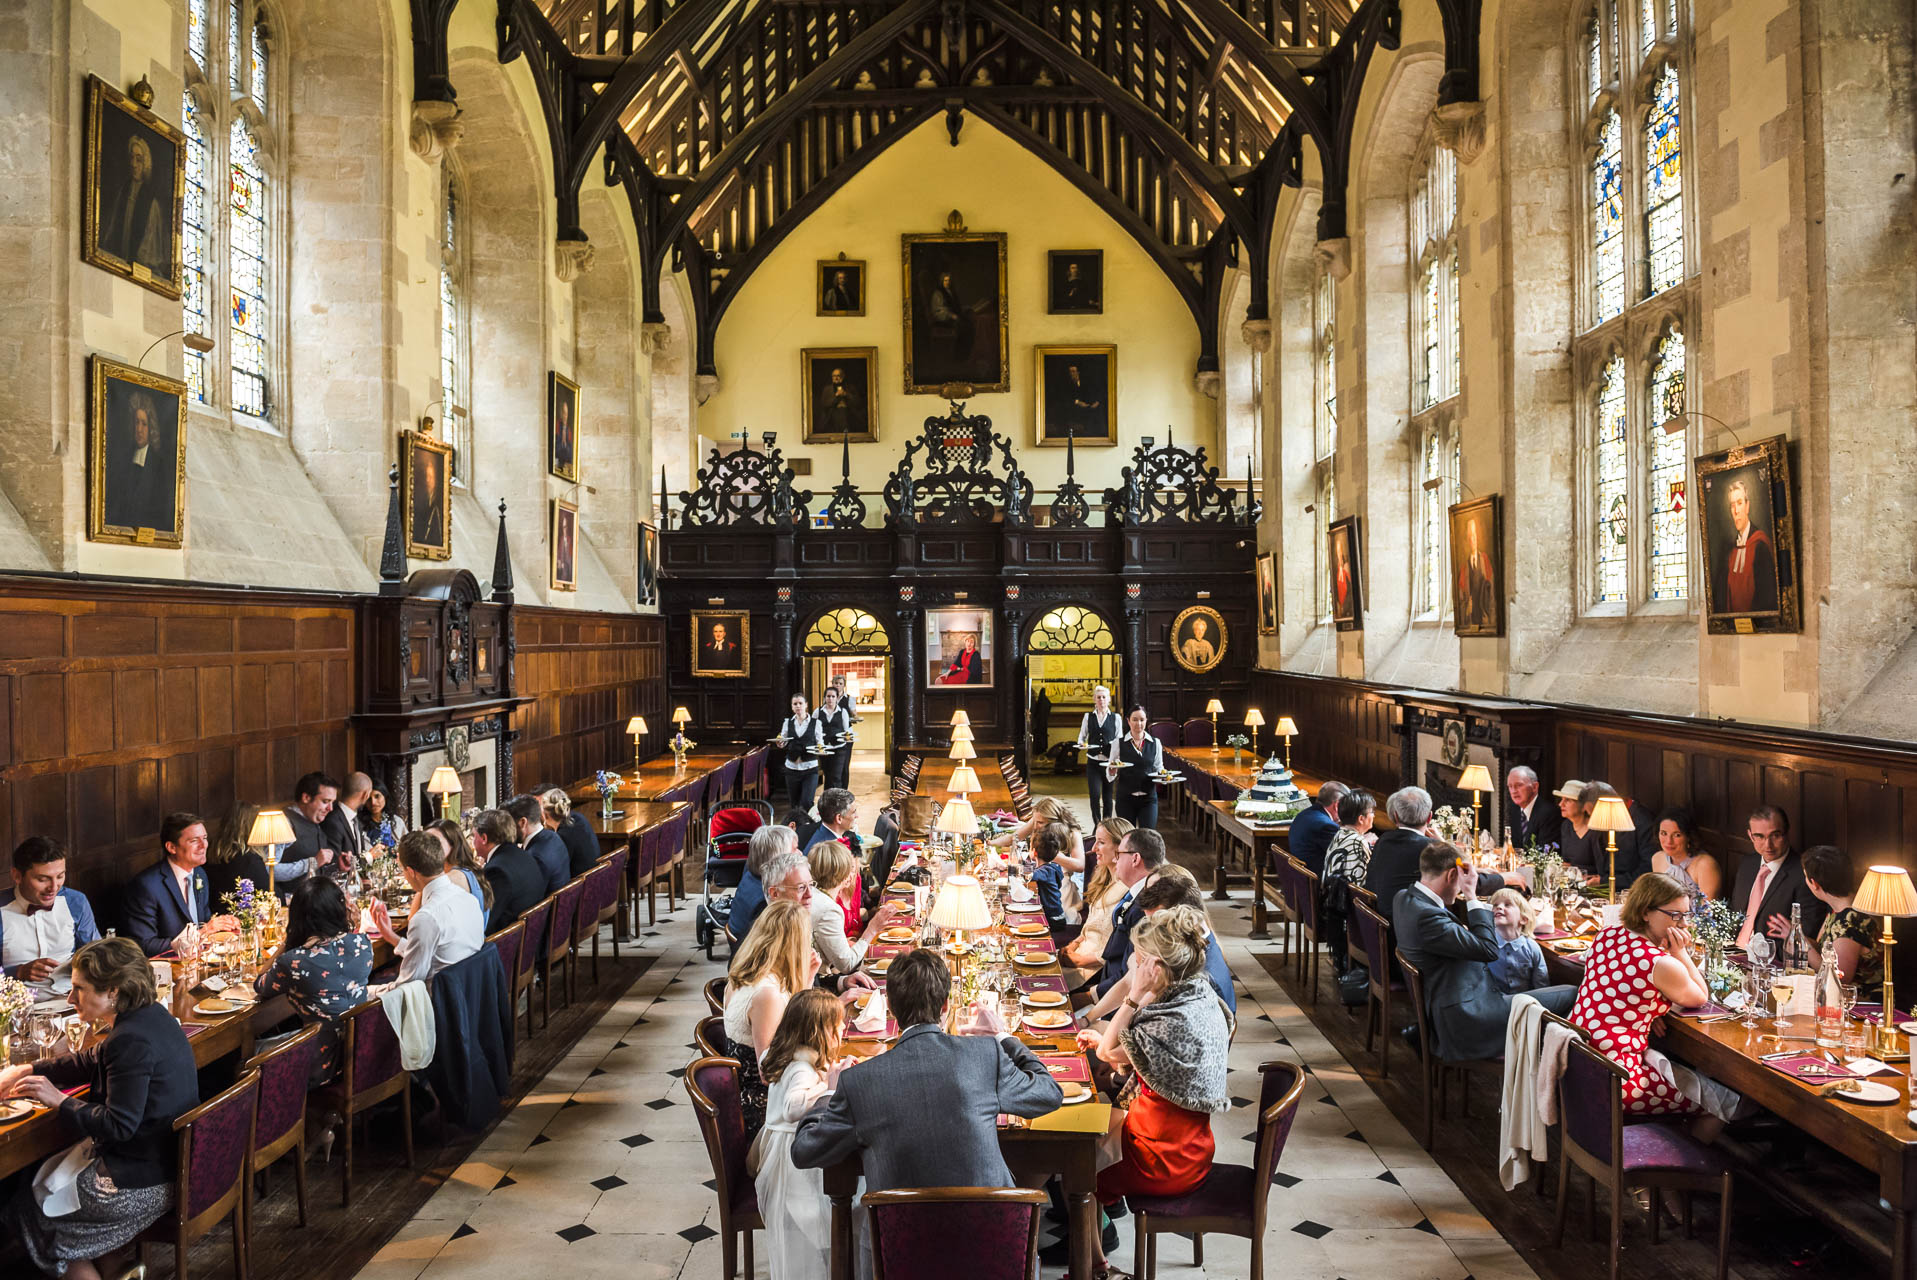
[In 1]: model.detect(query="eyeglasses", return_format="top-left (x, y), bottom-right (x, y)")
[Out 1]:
top-left (1652, 907), bottom-right (1693, 923)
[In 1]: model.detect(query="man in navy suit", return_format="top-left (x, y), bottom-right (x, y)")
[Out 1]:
top-left (506, 794), bottom-right (568, 896)
top-left (122, 812), bottom-right (213, 956)
top-left (1288, 781), bottom-right (1348, 875)
top-left (1096, 828), bottom-right (1169, 996)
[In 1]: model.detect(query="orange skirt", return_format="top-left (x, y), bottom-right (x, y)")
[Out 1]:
top-left (1096, 1084), bottom-right (1215, 1205)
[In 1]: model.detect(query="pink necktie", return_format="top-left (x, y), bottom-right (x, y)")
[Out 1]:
top-left (1737, 863), bottom-right (1773, 948)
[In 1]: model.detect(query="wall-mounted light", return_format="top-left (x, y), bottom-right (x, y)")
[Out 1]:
top-left (136, 328), bottom-right (217, 371)
top-left (1421, 476), bottom-right (1444, 492)
top-left (762, 432), bottom-right (778, 447)
top-left (705, 597), bottom-right (726, 605)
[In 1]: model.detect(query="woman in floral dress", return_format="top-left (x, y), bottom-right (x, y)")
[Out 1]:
top-left (254, 876), bottom-right (374, 1085)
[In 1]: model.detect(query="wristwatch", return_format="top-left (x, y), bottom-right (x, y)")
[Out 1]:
top-left (1122, 997), bottom-right (1142, 1013)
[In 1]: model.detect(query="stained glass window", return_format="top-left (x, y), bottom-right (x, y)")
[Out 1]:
top-left (229, 117), bottom-right (269, 417)
top-left (1647, 327), bottom-right (1688, 599)
top-left (1593, 110), bottom-right (1625, 322)
top-left (250, 17), bottom-right (268, 107)
top-left (440, 168), bottom-right (470, 483)
top-left (1419, 427), bottom-right (1446, 613)
top-left (187, 0), bottom-right (209, 66)
top-left (1315, 270), bottom-right (1336, 459)
top-left (182, 91), bottom-right (211, 404)
top-left (1645, 63), bottom-right (1685, 294)
top-left (1594, 356), bottom-right (1629, 603)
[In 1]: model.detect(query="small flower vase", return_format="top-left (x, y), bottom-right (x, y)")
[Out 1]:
top-left (1704, 942), bottom-right (1736, 1002)
top-left (1232, 748), bottom-right (1243, 766)
top-left (601, 797), bottom-right (615, 823)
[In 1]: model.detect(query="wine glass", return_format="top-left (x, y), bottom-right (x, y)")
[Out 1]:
top-left (1739, 966), bottom-right (1766, 1031)
top-left (1839, 983), bottom-right (1862, 1055)
top-left (1770, 968), bottom-right (1795, 1033)
top-left (1747, 934), bottom-right (1773, 968)
top-left (64, 1017), bottom-right (87, 1055)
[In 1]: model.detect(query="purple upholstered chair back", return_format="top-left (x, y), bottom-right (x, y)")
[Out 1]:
top-left (249, 1027), bottom-right (319, 1154)
top-left (1253, 1060), bottom-right (1307, 1186)
top-left (1147, 719), bottom-right (1179, 748)
top-left (183, 1070), bottom-right (259, 1220)
top-left (866, 1192), bottom-right (1044, 1280)
top-left (488, 922), bottom-right (525, 989)
top-left (1354, 897), bottom-right (1391, 976)
top-left (348, 999), bottom-right (404, 1096)
top-left (688, 1057), bottom-right (753, 1216)
top-left (517, 900), bottom-right (550, 982)
top-left (1181, 717), bottom-right (1214, 747)
top-left (1561, 1033), bottom-right (1623, 1161)
top-left (1275, 860), bottom-right (1300, 918)
top-left (605, 846), bottom-right (629, 904)
top-left (548, 880), bottom-right (588, 959)
top-left (1294, 865), bottom-right (1320, 932)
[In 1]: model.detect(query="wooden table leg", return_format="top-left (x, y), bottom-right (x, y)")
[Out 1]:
top-left (1249, 837), bottom-right (1271, 940)
top-left (1212, 846), bottom-right (1231, 902)
top-left (825, 1160), bottom-right (857, 1280)
top-left (1068, 1189), bottom-right (1097, 1280)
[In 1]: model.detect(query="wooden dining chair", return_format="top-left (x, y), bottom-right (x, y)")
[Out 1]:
top-left (314, 996), bottom-right (414, 1207)
top-left (1397, 949), bottom-right (1503, 1150)
top-left (694, 1014), bottom-right (730, 1060)
top-left (241, 1024), bottom-right (321, 1251)
top-left (863, 1187), bottom-right (1047, 1280)
top-left (1291, 861), bottom-right (1323, 1001)
top-left (686, 1055), bottom-right (763, 1280)
top-left (139, 1068), bottom-right (259, 1280)
top-left (1352, 896), bottom-right (1400, 1077)
top-left (704, 974), bottom-right (728, 1016)
top-left (513, 898), bottom-right (550, 1043)
top-left (542, 877), bottom-right (589, 1027)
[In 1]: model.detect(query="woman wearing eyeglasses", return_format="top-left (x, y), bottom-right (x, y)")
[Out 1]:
top-left (1568, 872), bottom-right (1719, 1126)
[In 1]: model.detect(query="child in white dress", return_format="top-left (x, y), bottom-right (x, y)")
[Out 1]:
top-left (755, 988), bottom-right (864, 1280)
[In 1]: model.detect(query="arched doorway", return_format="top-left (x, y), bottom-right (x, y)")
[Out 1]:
top-left (802, 607), bottom-right (892, 766)
top-left (1025, 605), bottom-right (1121, 770)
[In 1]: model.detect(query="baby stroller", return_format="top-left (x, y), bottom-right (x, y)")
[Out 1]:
top-left (696, 799), bottom-right (772, 960)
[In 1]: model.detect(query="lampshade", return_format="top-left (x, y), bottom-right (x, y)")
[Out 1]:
top-left (246, 810), bottom-right (295, 847)
top-left (672, 706), bottom-right (692, 725)
top-left (947, 765), bottom-right (982, 795)
top-left (426, 765), bottom-right (462, 795)
top-left (626, 715), bottom-right (649, 736)
top-left (1205, 698), bottom-right (1224, 715)
top-left (1587, 795), bottom-right (1634, 833)
top-left (935, 798), bottom-right (981, 836)
top-left (1243, 709), bottom-right (1266, 728)
top-left (1856, 866), bottom-right (1917, 918)
top-left (949, 709), bottom-right (971, 727)
top-left (949, 724), bottom-right (976, 744)
top-left (1274, 716), bottom-right (1300, 737)
top-left (1456, 764), bottom-right (1494, 794)
top-left (929, 873), bottom-right (993, 932)
top-left (947, 740), bottom-right (977, 761)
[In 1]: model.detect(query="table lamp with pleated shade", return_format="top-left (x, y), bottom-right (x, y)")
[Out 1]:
top-left (672, 706), bottom-right (692, 726)
top-left (947, 765), bottom-right (982, 796)
top-left (1273, 715), bottom-right (1299, 768)
top-left (948, 740), bottom-right (977, 762)
top-left (930, 874), bottom-right (992, 932)
top-left (1856, 866), bottom-right (1917, 1053)
top-left (426, 765), bottom-right (462, 819)
top-left (1243, 708), bottom-right (1265, 757)
top-left (1587, 795), bottom-right (1634, 902)
top-left (950, 709), bottom-right (970, 727)
top-left (625, 715), bottom-right (649, 772)
top-left (1457, 762), bottom-right (1493, 842)
top-left (950, 724), bottom-right (975, 744)
top-left (1205, 699), bottom-right (1224, 751)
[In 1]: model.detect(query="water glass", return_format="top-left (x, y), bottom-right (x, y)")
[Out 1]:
top-left (1840, 983), bottom-right (1862, 1054)
top-left (1739, 967), bottom-right (1765, 1030)
top-left (64, 1018), bottom-right (87, 1055)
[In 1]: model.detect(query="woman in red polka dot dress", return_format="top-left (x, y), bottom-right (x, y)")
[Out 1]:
top-left (1569, 872), bottom-right (1714, 1116)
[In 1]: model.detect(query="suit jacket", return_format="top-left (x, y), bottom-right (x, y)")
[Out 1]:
top-left (122, 857), bottom-right (212, 956)
top-left (321, 805), bottom-right (368, 866)
top-left (1731, 850), bottom-right (1829, 945)
top-left (525, 828), bottom-right (570, 896)
top-left (482, 843), bottom-right (547, 933)
top-left (1289, 805), bottom-right (1340, 875)
top-left (34, 1000), bottom-right (199, 1188)
top-left (1508, 798), bottom-right (1555, 850)
top-left (421, 945), bottom-right (515, 1131)
top-left (791, 1023), bottom-right (1063, 1191)
top-left (1365, 827), bottom-right (1510, 924)
top-left (1393, 884), bottom-right (1510, 1062)
top-left (1096, 876), bottom-right (1154, 995)
top-left (558, 812), bottom-right (602, 878)
top-left (730, 869), bottom-right (768, 940)
top-left (1560, 801), bottom-right (1657, 887)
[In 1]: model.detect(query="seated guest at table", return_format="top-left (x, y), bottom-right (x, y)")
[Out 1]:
top-left (804, 787), bottom-right (861, 856)
top-left (806, 840), bottom-right (867, 975)
top-left (0, 937), bottom-right (200, 1280)
top-left (1081, 905), bottom-right (1231, 1276)
top-left (1734, 805), bottom-right (1827, 947)
top-left (254, 876), bottom-right (374, 1085)
top-left (3, 837), bottom-right (101, 986)
top-left (1802, 845), bottom-right (1885, 988)
top-left (725, 899), bottom-right (819, 1141)
top-left (1029, 821), bottom-right (1078, 944)
top-left (1109, 705), bottom-right (1168, 829)
top-left (755, 987), bottom-right (859, 1280)
top-left (122, 812), bottom-right (212, 956)
top-left (732, 824), bottom-right (801, 942)
top-left (542, 787), bottom-right (601, 878)
top-left (776, 693), bottom-right (826, 814)
top-left (1555, 779), bottom-right (1603, 880)
top-left (471, 809), bottom-right (545, 931)
top-left (1365, 787), bottom-right (1432, 906)
top-left (1321, 789), bottom-right (1378, 974)
top-left (990, 797), bottom-right (1087, 869)
top-left (1577, 782), bottom-right (1655, 888)
top-left (1487, 887), bottom-right (1549, 995)
top-left (372, 830), bottom-right (483, 985)
top-left (360, 783), bottom-right (408, 847)
top-left (505, 794), bottom-right (569, 896)
top-left (1505, 766), bottom-right (1555, 849)
top-left (1570, 872), bottom-right (1732, 1136)
top-left (203, 801), bottom-right (272, 906)
top-left (279, 771), bottom-right (345, 889)
top-left (431, 816), bottom-right (492, 920)
top-left (321, 771), bottom-right (374, 866)
top-left (1096, 826), bottom-right (1170, 997)
top-left (1651, 806), bottom-right (1721, 902)
top-left (1133, 872), bottom-right (1236, 1017)
top-left (1289, 781), bottom-right (1349, 876)
top-left (1063, 817), bottom-right (1134, 989)
top-left (1394, 843), bottom-right (1575, 1062)
top-left (792, 947), bottom-right (1062, 1192)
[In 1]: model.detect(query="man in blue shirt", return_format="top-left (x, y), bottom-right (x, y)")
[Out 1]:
top-left (1, 837), bottom-right (102, 986)
top-left (1288, 781), bottom-right (1348, 876)
top-left (1134, 874), bottom-right (1236, 1015)
top-left (803, 789), bottom-right (860, 856)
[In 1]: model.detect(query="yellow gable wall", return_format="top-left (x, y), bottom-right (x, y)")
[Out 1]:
top-left (702, 115), bottom-right (1214, 493)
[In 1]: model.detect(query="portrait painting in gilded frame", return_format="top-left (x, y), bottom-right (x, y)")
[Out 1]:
top-left (401, 429), bottom-right (453, 561)
top-left (83, 76), bottom-right (186, 298)
top-left (88, 356), bottom-right (187, 547)
top-left (901, 221), bottom-right (1008, 394)
top-left (1697, 435), bottom-right (1800, 635)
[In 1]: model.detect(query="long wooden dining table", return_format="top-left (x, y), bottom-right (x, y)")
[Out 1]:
top-left (818, 757), bottom-right (1107, 1280)
top-left (1171, 747), bottom-right (1325, 942)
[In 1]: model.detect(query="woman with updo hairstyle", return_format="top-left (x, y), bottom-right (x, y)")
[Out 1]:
top-left (1080, 904), bottom-right (1232, 1271)
top-left (1, 938), bottom-right (201, 1280)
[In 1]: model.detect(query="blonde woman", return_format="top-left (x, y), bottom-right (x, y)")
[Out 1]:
top-left (991, 797), bottom-right (1086, 869)
top-left (724, 900), bottom-right (819, 1141)
top-left (1063, 817), bottom-right (1133, 987)
top-left (806, 841), bottom-right (867, 975)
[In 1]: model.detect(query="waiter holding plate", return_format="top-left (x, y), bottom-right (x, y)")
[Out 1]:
top-left (1106, 705), bottom-right (1166, 829)
top-left (1077, 685), bottom-right (1121, 821)
top-left (775, 693), bottom-right (825, 813)
top-left (816, 685), bottom-right (854, 792)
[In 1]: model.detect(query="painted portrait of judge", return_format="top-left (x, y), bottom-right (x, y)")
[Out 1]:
top-left (692, 611), bottom-right (749, 677)
top-left (89, 357), bottom-right (185, 546)
top-left (1698, 438), bottom-right (1799, 633)
top-left (802, 349), bottom-right (876, 442)
top-left (85, 78), bottom-right (184, 294)
top-left (1448, 497), bottom-right (1503, 636)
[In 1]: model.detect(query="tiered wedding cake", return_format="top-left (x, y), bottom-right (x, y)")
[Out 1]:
top-left (1233, 754), bottom-right (1311, 822)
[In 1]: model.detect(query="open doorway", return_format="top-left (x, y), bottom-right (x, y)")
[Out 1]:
top-left (802, 607), bottom-right (892, 769)
top-left (1024, 604), bottom-right (1121, 777)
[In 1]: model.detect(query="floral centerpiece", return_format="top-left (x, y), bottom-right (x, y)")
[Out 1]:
top-left (375, 817), bottom-right (398, 851)
top-left (1692, 896), bottom-right (1743, 1001)
top-left (1431, 805), bottom-right (1475, 848)
top-left (221, 879), bottom-right (264, 934)
top-left (594, 769), bottom-right (619, 821)
top-left (0, 974), bottom-right (34, 1061)
top-left (1224, 733), bottom-right (1250, 763)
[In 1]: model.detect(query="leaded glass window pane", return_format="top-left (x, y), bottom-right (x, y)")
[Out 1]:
top-left (1420, 264), bottom-right (1441, 409)
top-left (1640, 0), bottom-right (1659, 56)
top-left (1647, 328), bottom-right (1688, 599)
top-left (1446, 255), bottom-right (1460, 400)
top-left (439, 172), bottom-right (468, 481)
top-left (229, 117), bottom-right (269, 418)
top-left (250, 18), bottom-right (267, 107)
top-left (182, 91), bottom-right (211, 405)
top-left (1315, 271), bottom-right (1336, 459)
top-left (1591, 110), bottom-right (1625, 324)
top-left (1585, 12), bottom-right (1603, 104)
top-left (1594, 356), bottom-right (1629, 603)
top-left (187, 0), bottom-right (209, 68)
top-left (1645, 64), bottom-right (1685, 294)
top-left (229, 0), bottom-right (243, 95)
top-left (1420, 428), bottom-right (1445, 612)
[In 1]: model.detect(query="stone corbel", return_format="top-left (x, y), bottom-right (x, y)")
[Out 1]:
top-left (695, 372), bottom-right (720, 405)
top-left (1241, 318), bottom-right (1273, 355)
top-left (1194, 370), bottom-right (1223, 399)
top-left (1431, 101), bottom-right (1487, 164)
top-left (1314, 237), bottom-right (1351, 281)
top-left (555, 237), bottom-right (596, 282)
top-left (408, 100), bottom-right (464, 162)
top-left (640, 322), bottom-right (673, 358)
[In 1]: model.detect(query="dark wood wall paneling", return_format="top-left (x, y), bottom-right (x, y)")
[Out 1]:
top-left (0, 581), bottom-right (355, 902)
top-left (513, 608), bottom-right (668, 791)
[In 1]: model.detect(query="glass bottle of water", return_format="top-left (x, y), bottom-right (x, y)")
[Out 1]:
top-left (1815, 936), bottom-right (1846, 1048)
top-left (1784, 903), bottom-right (1815, 975)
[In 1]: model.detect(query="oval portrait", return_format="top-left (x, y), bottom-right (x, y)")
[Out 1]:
top-left (1169, 605), bottom-right (1227, 675)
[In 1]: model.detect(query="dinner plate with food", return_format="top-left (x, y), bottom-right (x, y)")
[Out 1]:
top-left (1553, 938), bottom-right (1593, 954)
top-left (1013, 953), bottom-right (1051, 968)
top-left (193, 997), bottom-right (239, 1016)
top-left (866, 958), bottom-right (893, 975)
top-left (1010, 921), bottom-right (1049, 937)
top-left (0, 1098), bottom-right (35, 1122)
top-left (1003, 901), bottom-right (1043, 914)
top-left (878, 926), bottom-right (915, 943)
top-left (1024, 1009), bottom-right (1073, 1032)
top-left (1021, 990), bottom-right (1067, 1009)
top-left (1058, 1081), bottom-right (1092, 1104)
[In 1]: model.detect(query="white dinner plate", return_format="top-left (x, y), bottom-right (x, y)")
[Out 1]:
top-left (1826, 1079), bottom-right (1900, 1105)
top-left (0, 1099), bottom-right (34, 1122)
top-left (1021, 991), bottom-right (1067, 1008)
top-left (1058, 1082), bottom-right (1093, 1104)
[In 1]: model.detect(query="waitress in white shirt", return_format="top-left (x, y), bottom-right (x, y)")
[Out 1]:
top-left (1079, 685), bottom-right (1121, 821)
top-left (1107, 705), bottom-right (1166, 830)
top-left (815, 686), bottom-right (854, 793)
top-left (776, 693), bottom-right (825, 814)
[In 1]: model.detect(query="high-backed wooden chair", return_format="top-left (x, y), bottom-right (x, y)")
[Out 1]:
top-left (315, 997), bottom-right (414, 1206)
top-left (512, 898), bottom-right (550, 1043)
top-left (139, 1069), bottom-right (259, 1280)
top-left (241, 1025), bottom-right (321, 1250)
top-left (863, 1188), bottom-right (1047, 1280)
top-left (687, 1055), bottom-right (763, 1280)
top-left (1397, 949), bottom-right (1504, 1150)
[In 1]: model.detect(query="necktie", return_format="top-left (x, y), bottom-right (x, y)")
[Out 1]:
top-left (1737, 863), bottom-right (1774, 948)
top-left (1114, 891), bottom-right (1133, 928)
top-left (23, 900), bottom-right (48, 916)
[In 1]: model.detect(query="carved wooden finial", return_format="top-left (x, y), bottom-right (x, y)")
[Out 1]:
top-left (944, 210), bottom-right (967, 233)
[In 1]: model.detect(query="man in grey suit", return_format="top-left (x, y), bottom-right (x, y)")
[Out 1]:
top-left (792, 947), bottom-right (1063, 1191)
top-left (1393, 841), bottom-right (1575, 1062)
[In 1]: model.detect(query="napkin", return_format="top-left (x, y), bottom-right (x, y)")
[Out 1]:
top-left (853, 990), bottom-right (889, 1034)
top-left (1846, 1057), bottom-right (1898, 1077)
top-left (1007, 882), bottom-right (1035, 904)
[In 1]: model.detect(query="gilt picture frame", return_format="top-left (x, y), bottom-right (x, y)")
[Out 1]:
top-left (692, 609), bottom-right (751, 678)
top-left (88, 356), bottom-right (186, 548)
top-left (1697, 434), bottom-right (1800, 635)
top-left (82, 76), bottom-right (186, 299)
top-left (401, 429), bottom-right (453, 561)
top-left (901, 224), bottom-right (1009, 394)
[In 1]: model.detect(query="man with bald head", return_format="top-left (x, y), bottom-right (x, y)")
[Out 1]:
top-left (322, 771), bottom-right (375, 866)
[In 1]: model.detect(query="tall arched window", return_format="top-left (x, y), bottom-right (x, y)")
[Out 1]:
top-left (1574, 0), bottom-right (1694, 611)
top-left (182, 0), bottom-right (283, 426)
top-left (1312, 268), bottom-right (1338, 625)
top-left (1409, 134), bottom-right (1460, 617)
top-left (439, 163), bottom-right (472, 485)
